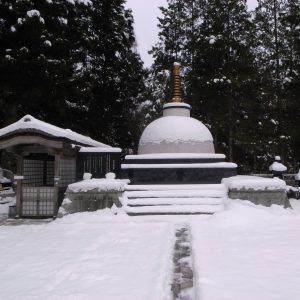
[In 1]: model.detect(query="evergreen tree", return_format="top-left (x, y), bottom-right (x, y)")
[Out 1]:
top-left (86, 0), bottom-right (146, 150)
top-left (145, 0), bottom-right (198, 123)
top-left (0, 0), bottom-right (146, 151)
top-left (254, 0), bottom-right (290, 165)
top-left (149, 0), bottom-right (262, 172)
top-left (0, 0), bottom-right (88, 127)
top-left (188, 0), bottom-right (257, 168)
top-left (281, 0), bottom-right (300, 170)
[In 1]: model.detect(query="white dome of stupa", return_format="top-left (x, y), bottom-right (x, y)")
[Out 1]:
top-left (138, 103), bottom-right (214, 154)
top-left (138, 114), bottom-right (214, 154)
top-left (138, 63), bottom-right (215, 155)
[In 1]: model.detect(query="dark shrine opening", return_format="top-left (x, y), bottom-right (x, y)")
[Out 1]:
top-left (22, 154), bottom-right (55, 187)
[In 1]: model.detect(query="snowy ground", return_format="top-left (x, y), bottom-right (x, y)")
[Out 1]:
top-left (1, 200), bottom-right (300, 300)
top-left (191, 200), bottom-right (300, 300)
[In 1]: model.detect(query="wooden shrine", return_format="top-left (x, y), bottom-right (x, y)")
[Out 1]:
top-left (0, 115), bottom-right (121, 218)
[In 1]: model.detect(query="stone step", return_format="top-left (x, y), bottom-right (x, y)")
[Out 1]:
top-left (125, 183), bottom-right (227, 191)
top-left (125, 189), bottom-right (226, 198)
top-left (122, 184), bottom-right (227, 215)
top-left (124, 204), bottom-right (223, 215)
top-left (126, 197), bottom-right (224, 206)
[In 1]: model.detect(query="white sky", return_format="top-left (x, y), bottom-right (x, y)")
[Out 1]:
top-left (126, 0), bottom-right (258, 67)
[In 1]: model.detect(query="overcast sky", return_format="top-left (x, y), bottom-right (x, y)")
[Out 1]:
top-left (125, 0), bottom-right (258, 67)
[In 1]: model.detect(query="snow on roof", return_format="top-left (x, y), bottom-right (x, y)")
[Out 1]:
top-left (222, 176), bottom-right (286, 190)
top-left (0, 115), bottom-right (110, 147)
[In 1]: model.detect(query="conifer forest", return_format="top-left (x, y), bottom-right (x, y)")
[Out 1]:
top-left (0, 0), bottom-right (299, 173)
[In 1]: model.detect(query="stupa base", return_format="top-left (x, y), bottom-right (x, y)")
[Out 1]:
top-left (121, 154), bottom-right (237, 184)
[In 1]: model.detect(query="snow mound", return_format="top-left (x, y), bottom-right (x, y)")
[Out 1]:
top-left (289, 199), bottom-right (300, 213)
top-left (269, 161), bottom-right (287, 172)
top-left (27, 10), bottom-right (40, 17)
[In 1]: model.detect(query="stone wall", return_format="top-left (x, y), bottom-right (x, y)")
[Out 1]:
top-left (61, 190), bottom-right (122, 215)
top-left (229, 189), bottom-right (290, 208)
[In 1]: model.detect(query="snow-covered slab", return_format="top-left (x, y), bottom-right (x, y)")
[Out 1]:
top-left (191, 200), bottom-right (300, 300)
top-left (126, 184), bottom-right (227, 191)
top-left (222, 175), bottom-right (286, 190)
top-left (126, 189), bottom-right (227, 198)
top-left (79, 147), bottom-right (122, 153)
top-left (125, 153), bottom-right (226, 159)
top-left (0, 115), bottom-right (108, 147)
top-left (125, 204), bottom-right (223, 215)
top-left (0, 211), bottom-right (174, 300)
top-left (67, 178), bottom-right (130, 193)
top-left (122, 162), bottom-right (237, 169)
top-left (125, 197), bottom-right (223, 206)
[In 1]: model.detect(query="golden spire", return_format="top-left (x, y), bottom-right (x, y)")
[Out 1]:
top-left (171, 62), bottom-right (182, 102)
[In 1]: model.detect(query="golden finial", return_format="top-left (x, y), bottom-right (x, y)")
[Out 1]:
top-left (171, 62), bottom-right (182, 102)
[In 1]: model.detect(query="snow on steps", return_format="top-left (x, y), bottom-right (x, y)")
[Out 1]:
top-left (122, 184), bottom-right (227, 215)
top-left (125, 204), bottom-right (224, 215)
top-left (127, 197), bottom-right (223, 206)
top-left (125, 184), bottom-right (226, 191)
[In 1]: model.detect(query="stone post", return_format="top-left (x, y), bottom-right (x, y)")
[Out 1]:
top-left (14, 175), bottom-right (24, 218)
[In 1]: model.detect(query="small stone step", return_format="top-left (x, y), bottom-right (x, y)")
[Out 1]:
top-left (126, 197), bottom-right (224, 206)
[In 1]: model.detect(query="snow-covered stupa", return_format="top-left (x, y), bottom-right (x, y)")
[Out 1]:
top-left (138, 63), bottom-right (214, 155)
top-left (121, 63), bottom-right (237, 184)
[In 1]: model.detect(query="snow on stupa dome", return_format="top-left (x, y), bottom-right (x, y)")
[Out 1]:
top-left (138, 115), bottom-right (214, 154)
top-left (138, 63), bottom-right (214, 155)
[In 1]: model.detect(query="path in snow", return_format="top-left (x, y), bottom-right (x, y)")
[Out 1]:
top-left (171, 225), bottom-right (195, 300)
